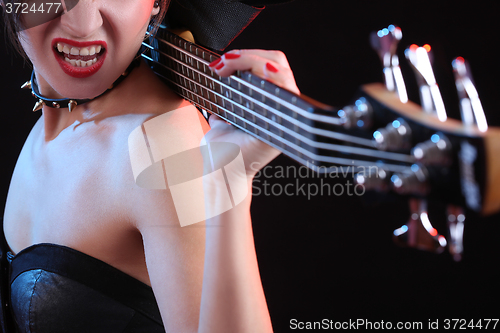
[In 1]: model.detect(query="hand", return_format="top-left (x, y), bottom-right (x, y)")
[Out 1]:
top-left (204, 49), bottom-right (301, 178)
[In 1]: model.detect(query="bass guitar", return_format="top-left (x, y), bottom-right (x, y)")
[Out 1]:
top-left (141, 24), bottom-right (500, 261)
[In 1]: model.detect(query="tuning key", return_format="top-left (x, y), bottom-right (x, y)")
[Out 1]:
top-left (391, 164), bottom-right (429, 196)
top-left (393, 198), bottom-right (447, 253)
top-left (447, 205), bottom-right (465, 261)
top-left (405, 44), bottom-right (447, 122)
top-left (338, 97), bottom-right (373, 129)
top-left (370, 25), bottom-right (408, 103)
top-left (373, 118), bottom-right (412, 151)
top-left (355, 168), bottom-right (390, 192)
top-left (412, 133), bottom-right (452, 166)
top-left (452, 57), bottom-right (488, 132)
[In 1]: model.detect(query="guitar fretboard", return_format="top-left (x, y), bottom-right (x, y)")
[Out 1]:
top-left (141, 28), bottom-right (412, 173)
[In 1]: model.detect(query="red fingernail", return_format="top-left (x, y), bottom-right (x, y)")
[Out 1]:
top-left (215, 62), bottom-right (225, 70)
top-left (266, 62), bottom-right (279, 73)
top-left (209, 58), bottom-right (221, 67)
top-left (224, 53), bottom-right (241, 60)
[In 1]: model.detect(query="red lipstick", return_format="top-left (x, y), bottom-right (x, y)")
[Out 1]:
top-left (52, 38), bottom-right (107, 79)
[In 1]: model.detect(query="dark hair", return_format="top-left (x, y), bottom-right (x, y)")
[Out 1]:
top-left (1, 0), bottom-right (170, 59)
top-left (1, 0), bottom-right (25, 56)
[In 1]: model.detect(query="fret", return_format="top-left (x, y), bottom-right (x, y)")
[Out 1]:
top-left (153, 67), bottom-right (412, 172)
top-left (152, 64), bottom-right (305, 152)
top-left (143, 32), bottom-right (415, 169)
top-left (145, 32), bottom-right (410, 160)
top-left (146, 46), bottom-right (326, 143)
top-left (154, 32), bottom-right (342, 128)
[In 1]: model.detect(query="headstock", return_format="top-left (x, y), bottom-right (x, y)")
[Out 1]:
top-left (344, 25), bottom-right (499, 259)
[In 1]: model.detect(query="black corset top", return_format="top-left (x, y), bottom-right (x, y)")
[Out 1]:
top-left (6, 244), bottom-right (165, 333)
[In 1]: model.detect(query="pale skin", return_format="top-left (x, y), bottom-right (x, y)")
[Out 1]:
top-left (3, 0), bottom-right (300, 332)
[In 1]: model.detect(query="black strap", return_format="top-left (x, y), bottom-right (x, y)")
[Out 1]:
top-left (165, 0), bottom-right (265, 51)
top-left (9, 244), bottom-right (163, 326)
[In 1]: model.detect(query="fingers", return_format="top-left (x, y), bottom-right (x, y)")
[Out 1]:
top-left (208, 50), bottom-right (300, 95)
top-left (207, 113), bottom-right (229, 129)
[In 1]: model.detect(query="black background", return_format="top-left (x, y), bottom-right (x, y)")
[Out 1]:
top-left (2, 0), bottom-right (500, 331)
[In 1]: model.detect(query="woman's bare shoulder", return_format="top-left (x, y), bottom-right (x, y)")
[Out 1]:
top-left (114, 99), bottom-right (211, 225)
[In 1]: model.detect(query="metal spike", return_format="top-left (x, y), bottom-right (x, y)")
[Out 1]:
top-left (21, 81), bottom-right (32, 90)
top-left (68, 100), bottom-right (77, 112)
top-left (32, 99), bottom-right (44, 112)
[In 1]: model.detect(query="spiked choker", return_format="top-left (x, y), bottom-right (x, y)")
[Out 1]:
top-left (22, 57), bottom-right (141, 112)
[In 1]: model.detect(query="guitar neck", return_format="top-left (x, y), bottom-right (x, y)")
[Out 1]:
top-left (141, 28), bottom-right (357, 172)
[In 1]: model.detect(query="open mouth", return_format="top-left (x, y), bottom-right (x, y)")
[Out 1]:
top-left (52, 39), bottom-right (107, 78)
top-left (54, 42), bottom-right (105, 67)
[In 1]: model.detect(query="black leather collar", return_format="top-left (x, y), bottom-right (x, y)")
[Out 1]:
top-left (25, 57), bottom-right (141, 112)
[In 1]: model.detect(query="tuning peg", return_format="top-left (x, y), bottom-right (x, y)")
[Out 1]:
top-left (412, 133), bottom-right (452, 166)
top-left (452, 57), bottom-right (488, 132)
top-left (370, 25), bottom-right (408, 103)
top-left (338, 97), bottom-right (373, 129)
top-left (354, 167), bottom-right (390, 192)
top-left (372, 118), bottom-right (412, 151)
top-left (447, 205), bottom-right (465, 261)
top-left (391, 164), bottom-right (429, 196)
top-left (393, 198), bottom-right (447, 253)
top-left (405, 44), bottom-right (447, 122)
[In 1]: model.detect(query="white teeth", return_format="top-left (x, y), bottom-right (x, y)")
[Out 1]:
top-left (56, 43), bottom-right (103, 56)
top-left (80, 48), bottom-right (89, 56)
top-left (57, 42), bottom-right (101, 67)
top-left (64, 56), bottom-right (97, 67)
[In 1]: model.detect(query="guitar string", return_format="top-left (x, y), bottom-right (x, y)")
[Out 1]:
top-left (144, 53), bottom-right (415, 165)
top-left (152, 67), bottom-right (412, 174)
top-left (146, 56), bottom-right (414, 174)
top-left (143, 41), bottom-right (381, 149)
top-left (142, 54), bottom-right (416, 173)
top-left (143, 38), bottom-right (412, 156)
top-left (142, 33), bottom-right (417, 174)
top-left (151, 36), bottom-right (342, 126)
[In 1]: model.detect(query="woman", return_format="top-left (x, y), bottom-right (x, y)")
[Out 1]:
top-left (0, 0), bottom-right (299, 331)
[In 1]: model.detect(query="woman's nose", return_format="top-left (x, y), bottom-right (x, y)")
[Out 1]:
top-left (59, 0), bottom-right (103, 39)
